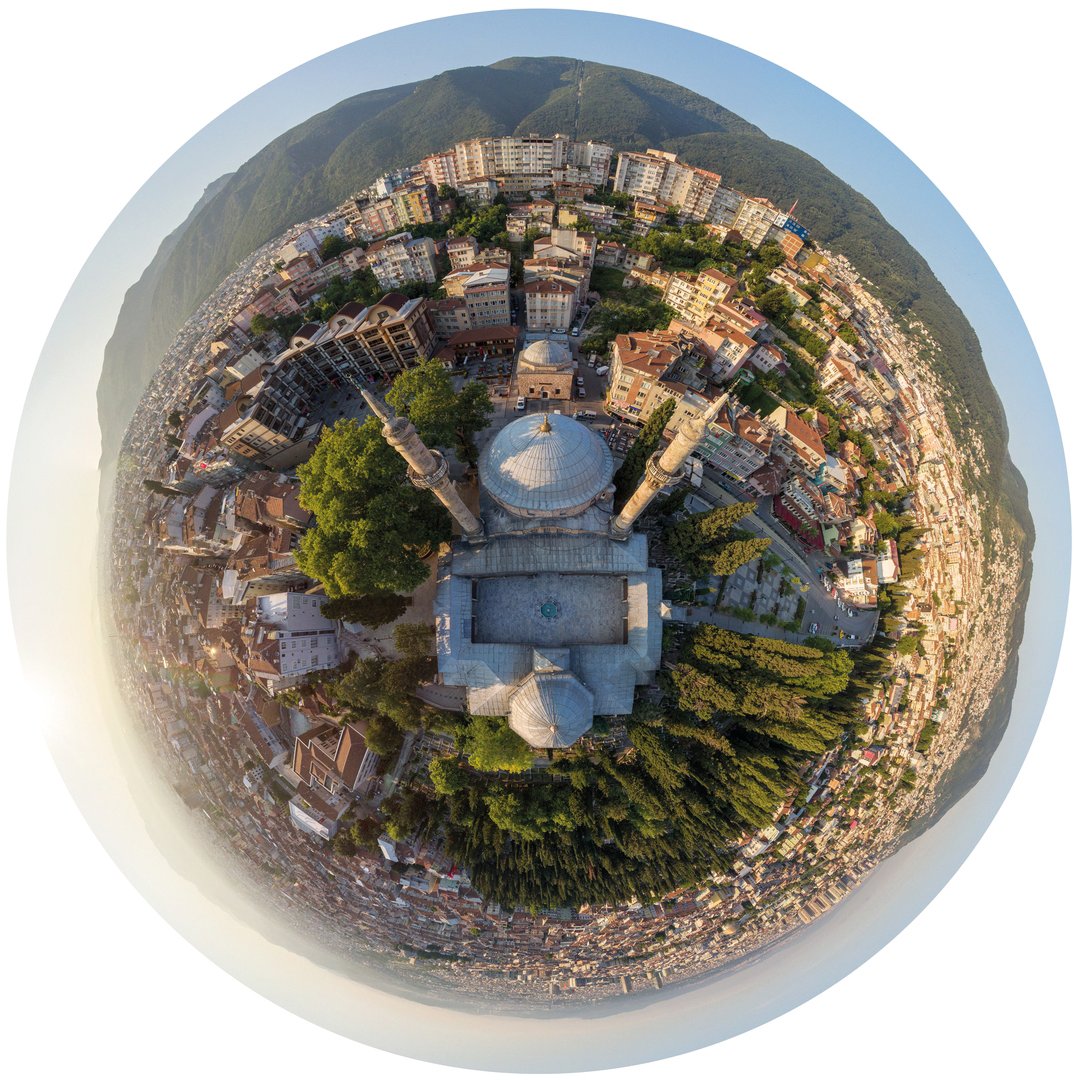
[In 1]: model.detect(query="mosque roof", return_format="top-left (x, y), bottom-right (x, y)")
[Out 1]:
top-left (480, 412), bottom-right (613, 518)
top-left (508, 671), bottom-right (594, 748)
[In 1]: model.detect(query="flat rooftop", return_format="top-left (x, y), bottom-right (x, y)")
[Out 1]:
top-left (473, 572), bottom-right (627, 646)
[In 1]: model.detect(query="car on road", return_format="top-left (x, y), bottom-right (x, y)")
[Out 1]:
top-left (515, 396), bottom-right (526, 411)
top-left (571, 327), bottom-right (580, 337)
top-left (595, 364), bottom-right (609, 376)
top-left (576, 376), bottom-right (585, 386)
top-left (578, 388), bottom-right (587, 397)
top-left (809, 622), bottom-right (819, 635)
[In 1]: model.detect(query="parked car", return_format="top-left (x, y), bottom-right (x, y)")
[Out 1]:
top-left (595, 365), bottom-right (609, 376)
top-left (578, 388), bottom-right (587, 398)
top-left (576, 376), bottom-right (585, 386)
top-left (515, 396), bottom-right (526, 411)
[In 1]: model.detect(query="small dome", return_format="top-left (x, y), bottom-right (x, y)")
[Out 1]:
top-left (509, 672), bottom-right (594, 748)
top-left (519, 339), bottom-right (573, 371)
top-left (480, 412), bottom-right (613, 518)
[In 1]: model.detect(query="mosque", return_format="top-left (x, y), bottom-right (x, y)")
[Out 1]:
top-left (362, 387), bottom-right (723, 749)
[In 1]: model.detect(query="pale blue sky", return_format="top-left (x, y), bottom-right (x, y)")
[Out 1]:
top-left (7, 8), bottom-right (1069, 1071)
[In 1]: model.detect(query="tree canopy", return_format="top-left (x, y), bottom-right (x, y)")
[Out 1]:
top-left (295, 417), bottom-right (451, 597)
top-left (393, 621), bottom-right (858, 911)
top-left (664, 501), bottom-right (770, 579)
top-left (612, 398), bottom-right (676, 508)
top-left (385, 357), bottom-right (492, 464)
top-left (463, 714), bottom-right (535, 774)
top-left (320, 591), bottom-right (410, 627)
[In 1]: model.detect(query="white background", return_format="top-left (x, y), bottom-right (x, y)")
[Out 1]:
top-left (3, 2), bottom-right (1076, 1076)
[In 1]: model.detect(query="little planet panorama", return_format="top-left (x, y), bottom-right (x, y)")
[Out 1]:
top-left (103, 56), bottom-right (1032, 1026)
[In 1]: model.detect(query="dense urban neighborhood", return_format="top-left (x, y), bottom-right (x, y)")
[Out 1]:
top-left (109, 132), bottom-right (1024, 1004)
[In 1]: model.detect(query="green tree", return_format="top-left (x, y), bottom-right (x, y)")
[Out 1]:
top-left (393, 621), bottom-right (435, 660)
top-left (363, 712), bottom-right (404, 757)
top-left (710, 536), bottom-right (772, 576)
top-left (295, 417), bottom-right (451, 597)
top-left (663, 502), bottom-right (763, 579)
top-left (757, 286), bottom-right (795, 324)
top-left (463, 714), bottom-right (535, 773)
top-left (319, 234), bottom-right (349, 261)
top-left (837, 323), bottom-right (860, 347)
top-left (429, 756), bottom-right (470, 794)
top-left (612, 398), bottom-right (677, 508)
top-left (320, 591), bottom-right (410, 627)
top-left (249, 312), bottom-right (273, 336)
top-left (385, 357), bottom-right (493, 464)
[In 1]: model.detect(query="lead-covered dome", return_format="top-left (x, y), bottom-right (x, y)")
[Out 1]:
top-left (508, 671), bottom-right (594, 748)
top-left (518, 339), bottom-right (573, 371)
top-left (480, 412), bottom-right (613, 518)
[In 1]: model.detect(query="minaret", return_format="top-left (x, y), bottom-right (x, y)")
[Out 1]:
top-left (362, 390), bottom-right (485, 544)
top-left (609, 395), bottom-right (727, 540)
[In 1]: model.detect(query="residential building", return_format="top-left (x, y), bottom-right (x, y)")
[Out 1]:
top-left (292, 722), bottom-right (378, 797)
top-left (767, 406), bottom-right (827, 479)
top-left (462, 267), bottom-right (512, 328)
top-left (594, 242), bottom-right (654, 274)
top-left (523, 279), bottom-right (576, 332)
top-left (362, 232), bottom-right (438, 289)
top-left (693, 400), bottom-right (775, 485)
top-left (222, 527), bottom-right (308, 605)
top-left (663, 268), bottom-right (736, 326)
top-left (446, 235), bottom-right (480, 269)
top-left (245, 592), bottom-right (341, 695)
top-left (607, 330), bottom-right (708, 423)
top-left (534, 227), bottom-right (597, 268)
top-left (428, 297), bottom-right (473, 340)
top-left (523, 257), bottom-right (590, 304)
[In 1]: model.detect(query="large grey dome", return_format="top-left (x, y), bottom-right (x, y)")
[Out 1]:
top-left (518, 339), bottom-right (573, 371)
top-left (480, 412), bottom-right (614, 518)
top-left (508, 671), bottom-right (594, 748)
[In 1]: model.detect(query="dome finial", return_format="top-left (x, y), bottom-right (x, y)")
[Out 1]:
top-left (538, 414), bottom-right (552, 433)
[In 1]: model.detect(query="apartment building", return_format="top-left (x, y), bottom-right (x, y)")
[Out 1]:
top-left (427, 297), bottom-right (473, 340)
top-left (693, 402), bottom-right (775, 484)
top-left (446, 235), bottom-right (480, 269)
top-left (523, 258), bottom-right (590, 304)
top-left (767, 406), bottom-right (828, 479)
top-left (362, 232), bottom-right (438, 290)
top-left (613, 149), bottom-right (743, 229)
top-left (607, 330), bottom-right (709, 422)
top-left (523, 279), bottom-right (576, 332)
top-left (246, 592), bottom-right (341, 695)
top-left (662, 267), bottom-right (736, 327)
top-left (462, 267), bottom-right (512, 328)
top-left (534, 227), bottom-right (597, 268)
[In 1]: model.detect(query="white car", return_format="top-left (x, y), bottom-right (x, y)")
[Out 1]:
top-left (515, 396), bottom-right (526, 411)
top-left (576, 376), bottom-right (585, 386)
top-left (595, 365), bottom-right (609, 376)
